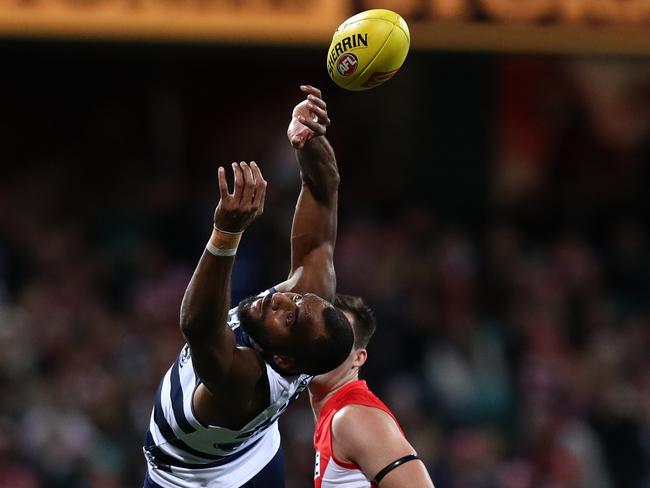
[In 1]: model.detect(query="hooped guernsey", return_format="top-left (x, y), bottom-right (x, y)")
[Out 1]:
top-left (143, 289), bottom-right (312, 488)
top-left (313, 380), bottom-right (404, 488)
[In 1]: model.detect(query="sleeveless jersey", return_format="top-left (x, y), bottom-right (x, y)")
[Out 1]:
top-left (313, 380), bottom-right (402, 488)
top-left (144, 289), bottom-right (312, 488)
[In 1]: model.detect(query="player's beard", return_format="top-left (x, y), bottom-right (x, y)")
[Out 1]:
top-left (237, 295), bottom-right (270, 351)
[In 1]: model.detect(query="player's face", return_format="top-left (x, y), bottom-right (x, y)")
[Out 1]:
top-left (238, 292), bottom-right (329, 355)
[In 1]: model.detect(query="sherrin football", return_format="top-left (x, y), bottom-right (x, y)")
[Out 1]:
top-left (326, 9), bottom-right (410, 91)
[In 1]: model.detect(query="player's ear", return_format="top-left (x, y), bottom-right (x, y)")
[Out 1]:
top-left (352, 348), bottom-right (367, 369)
top-left (272, 354), bottom-right (296, 371)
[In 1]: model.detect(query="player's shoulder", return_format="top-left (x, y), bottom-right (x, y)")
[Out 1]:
top-left (332, 404), bottom-right (400, 444)
top-left (333, 403), bottom-right (395, 426)
top-left (330, 404), bottom-right (406, 465)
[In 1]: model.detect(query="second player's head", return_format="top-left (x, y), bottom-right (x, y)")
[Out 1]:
top-left (237, 291), bottom-right (353, 376)
top-left (335, 294), bottom-right (376, 350)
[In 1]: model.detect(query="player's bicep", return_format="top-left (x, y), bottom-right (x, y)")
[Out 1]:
top-left (185, 327), bottom-right (236, 391)
top-left (275, 247), bottom-right (336, 301)
top-left (289, 188), bottom-right (337, 272)
top-left (332, 406), bottom-right (434, 488)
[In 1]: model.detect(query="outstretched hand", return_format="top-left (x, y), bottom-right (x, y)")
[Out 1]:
top-left (287, 85), bottom-right (331, 149)
top-left (214, 161), bottom-right (267, 233)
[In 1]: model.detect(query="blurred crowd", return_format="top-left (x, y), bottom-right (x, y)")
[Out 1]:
top-left (1, 46), bottom-right (650, 488)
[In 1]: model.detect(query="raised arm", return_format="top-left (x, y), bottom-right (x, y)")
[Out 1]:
top-left (276, 85), bottom-right (338, 301)
top-left (180, 161), bottom-right (267, 394)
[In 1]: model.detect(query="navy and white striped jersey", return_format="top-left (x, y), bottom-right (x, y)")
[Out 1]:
top-left (144, 289), bottom-right (312, 487)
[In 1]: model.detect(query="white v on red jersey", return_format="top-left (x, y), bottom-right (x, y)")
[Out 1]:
top-left (313, 380), bottom-right (401, 488)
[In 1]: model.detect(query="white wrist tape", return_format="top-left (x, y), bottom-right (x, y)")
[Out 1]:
top-left (205, 242), bottom-right (237, 257)
top-left (205, 227), bottom-right (242, 257)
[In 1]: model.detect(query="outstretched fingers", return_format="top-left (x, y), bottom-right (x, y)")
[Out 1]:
top-left (231, 162), bottom-right (244, 203)
top-left (300, 85), bottom-right (322, 99)
top-left (240, 161), bottom-right (255, 205)
top-left (307, 93), bottom-right (327, 111)
top-left (300, 86), bottom-right (329, 132)
top-left (214, 161), bottom-right (265, 233)
top-left (217, 166), bottom-right (230, 198)
top-left (307, 102), bottom-right (331, 126)
top-left (250, 162), bottom-right (267, 215)
top-left (298, 115), bottom-right (327, 136)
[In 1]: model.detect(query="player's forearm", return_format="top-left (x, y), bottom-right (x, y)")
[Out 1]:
top-left (296, 136), bottom-right (339, 205)
top-left (179, 242), bottom-right (234, 344)
top-left (287, 135), bottom-right (339, 280)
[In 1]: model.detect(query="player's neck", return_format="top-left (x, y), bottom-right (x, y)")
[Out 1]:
top-left (310, 373), bottom-right (359, 419)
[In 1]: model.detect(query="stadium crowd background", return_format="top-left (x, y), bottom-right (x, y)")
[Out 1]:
top-left (1, 42), bottom-right (650, 488)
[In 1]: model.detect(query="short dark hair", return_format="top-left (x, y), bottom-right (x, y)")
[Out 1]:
top-left (293, 306), bottom-right (353, 375)
top-left (334, 294), bottom-right (376, 348)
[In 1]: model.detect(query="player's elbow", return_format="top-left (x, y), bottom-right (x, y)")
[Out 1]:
top-left (322, 170), bottom-right (340, 203)
top-left (179, 308), bottom-right (206, 341)
top-left (179, 317), bottom-right (194, 338)
top-left (303, 170), bottom-right (339, 204)
top-left (330, 170), bottom-right (341, 193)
top-left (180, 320), bottom-right (214, 346)
top-left (324, 164), bottom-right (340, 188)
top-left (179, 318), bottom-right (196, 341)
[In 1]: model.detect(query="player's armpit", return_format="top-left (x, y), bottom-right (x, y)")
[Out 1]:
top-left (183, 319), bottom-right (235, 384)
top-left (331, 405), bottom-right (435, 488)
top-left (275, 244), bottom-right (336, 301)
top-left (191, 345), bottom-right (267, 427)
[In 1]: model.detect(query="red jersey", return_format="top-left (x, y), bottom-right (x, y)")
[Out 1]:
top-left (313, 380), bottom-right (402, 488)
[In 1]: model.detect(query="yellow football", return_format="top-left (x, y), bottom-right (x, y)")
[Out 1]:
top-left (326, 9), bottom-right (410, 91)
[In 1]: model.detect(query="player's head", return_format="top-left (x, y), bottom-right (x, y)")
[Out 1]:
top-left (237, 291), bottom-right (353, 376)
top-left (310, 294), bottom-right (376, 389)
top-left (335, 294), bottom-right (376, 349)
